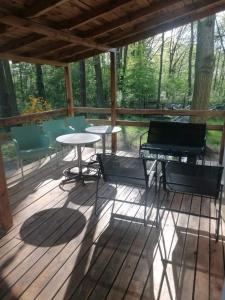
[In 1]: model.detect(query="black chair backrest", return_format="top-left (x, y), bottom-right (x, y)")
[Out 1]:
top-left (147, 121), bottom-right (206, 148)
top-left (97, 154), bottom-right (148, 187)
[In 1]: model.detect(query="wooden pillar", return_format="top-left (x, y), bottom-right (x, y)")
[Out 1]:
top-left (64, 64), bottom-right (74, 117)
top-left (0, 146), bottom-right (12, 230)
top-left (219, 118), bottom-right (225, 165)
top-left (110, 51), bottom-right (117, 153)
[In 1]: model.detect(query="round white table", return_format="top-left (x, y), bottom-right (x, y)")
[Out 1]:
top-left (85, 125), bottom-right (121, 154)
top-left (56, 133), bottom-right (101, 183)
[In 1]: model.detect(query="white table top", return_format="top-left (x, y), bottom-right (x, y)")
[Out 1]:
top-left (56, 133), bottom-right (101, 146)
top-left (85, 125), bottom-right (121, 135)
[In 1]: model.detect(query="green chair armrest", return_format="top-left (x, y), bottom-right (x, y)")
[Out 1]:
top-left (12, 138), bottom-right (20, 151)
top-left (63, 127), bottom-right (75, 134)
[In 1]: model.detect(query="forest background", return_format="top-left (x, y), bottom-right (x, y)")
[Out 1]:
top-left (1, 13), bottom-right (225, 159)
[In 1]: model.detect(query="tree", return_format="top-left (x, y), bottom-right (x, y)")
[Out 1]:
top-left (0, 60), bottom-right (19, 117)
top-left (192, 15), bottom-right (215, 114)
top-left (157, 33), bottom-right (164, 108)
top-left (93, 55), bottom-right (105, 107)
top-left (35, 65), bottom-right (46, 99)
top-left (188, 23), bottom-right (194, 97)
top-left (79, 60), bottom-right (86, 106)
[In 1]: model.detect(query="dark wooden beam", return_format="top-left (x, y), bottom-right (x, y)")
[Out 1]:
top-left (105, 0), bottom-right (225, 47)
top-left (0, 33), bottom-right (44, 53)
top-left (0, 52), bottom-right (67, 66)
top-left (54, 46), bottom-right (89, 61)
top-left (23, 0), bottom-right (70, 18)
top-left (0, 11), bottom-right (111, 52)
top-left (57, 0), bottom-right (133, 30)
top-left (0, 0), bottom-right (132, 56)
top-left (82, 0), bottom-right (182, 39)
top-left (20, 41), bottom-right (70, 57)
top-left (60, 0), bottom-right (225, 62)
top-left (62, 49), bottom-right (105, 63)
top-left (0, 146), bottom-right (12, 230)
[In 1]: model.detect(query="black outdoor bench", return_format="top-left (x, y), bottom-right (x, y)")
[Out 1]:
top-left (139, 120), bottom-right (206, 161)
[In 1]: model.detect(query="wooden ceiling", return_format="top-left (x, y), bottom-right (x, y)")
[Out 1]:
top-left (0, 0), bottom-right (225, 66)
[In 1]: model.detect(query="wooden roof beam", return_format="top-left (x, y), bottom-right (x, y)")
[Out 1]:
top-left (57, 0), bottom-right (133, 30)
top-left (0, 10), bottom-right (111, 52)
top-left (62, 49), bottom-right (105, 62)
top-left (61, 0), bottom-right (225, 62)
top-left (103, 0), bottom-right (225, 46)
top-left (82, 0), bottom-right (182, 39)
top-left (110, 1), bottom-right (225, 48)
top-left (21, 41), bottom-right (74, 58)
top-left (0, 52), bottom-right (67, 66)
top-left (0, 33), bottom-right (45, 53)
top-left (0, 0), bottom-right (132, 55)
top-left (23, 0), bottom-right (70, 18)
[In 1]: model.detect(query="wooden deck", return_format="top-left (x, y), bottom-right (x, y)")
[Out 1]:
top-left (0, 148), bottom-right (224, 300)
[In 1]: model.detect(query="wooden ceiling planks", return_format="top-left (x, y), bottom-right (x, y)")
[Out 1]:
top-left (0, 0), bottom-right (224, 65)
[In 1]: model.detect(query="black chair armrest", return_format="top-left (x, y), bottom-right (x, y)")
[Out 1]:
top-left (139, 130), bottom-right (149, 148)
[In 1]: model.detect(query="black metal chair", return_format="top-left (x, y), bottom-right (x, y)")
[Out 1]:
top-left (160, 161), bottom-right (223, 241)
top-left (139, 121), bottom-right (206, 162)
top-left (95, 154), bottom-right (156, 225)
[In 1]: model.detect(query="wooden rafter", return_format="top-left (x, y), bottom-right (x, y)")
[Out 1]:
top-left (0, 0), bottom-right (132, 57)
top-left (0, 11), bottom-right (111, 52)
top-left (82, 0), bottom-right (182, 39)
top-left (21, 42), bottom-right (76, 59)
top-left (59, 0), bottom-right (225, 62)
top-left (23, 0), bottom-right (70, 18)
top-left (101, 0), bottom-right (225, 46)
top-left (0, 0), bottom-right (132, 52)
top-left (57, 0), bottom-right (133, 30)
top-left (0, 147), bottom-right (12, 230)
top-left (0, 33), bottom-right (44, 53)
top-left (62, 49), bottom-right (105, 63)
top-left (111, 1), bottom-right (224, 47)
top-left (0, 52), bottom-right (67, 66)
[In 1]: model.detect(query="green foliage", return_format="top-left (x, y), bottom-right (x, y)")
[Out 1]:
top-left (121, 42), bottom-right (157, 107)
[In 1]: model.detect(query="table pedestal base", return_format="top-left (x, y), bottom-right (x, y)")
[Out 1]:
top-left (61, 162), bottom-right (99, 185)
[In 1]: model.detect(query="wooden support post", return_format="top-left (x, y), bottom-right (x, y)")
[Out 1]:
top-left (0, 146), bottom-right (12, 230)
top-left (110, 51), bottom-right (117, 153)
top-left (64, 65), bottom-right (74, 117)
top-left (219, 118), bottom-right (225, 165)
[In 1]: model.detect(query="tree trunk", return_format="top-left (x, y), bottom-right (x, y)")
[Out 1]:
top-left (79, 60), bottom-right (86, 106)
top-left (35, 64), bottom-right (46, 99)
top-left (213, 50), bottom-right (221, 91)
top-left (121, 45), bottom-right (128, 106)
top-left (157, 33), bottom-right (164, 108)
top-left (188, 22), bottom-right (194, 97)
top-left (191, 16), bottom-right (215, 121)
top-left (93, 55), bottom-right (105, 108)
top-left (0, 60), bottom-right (19, 117)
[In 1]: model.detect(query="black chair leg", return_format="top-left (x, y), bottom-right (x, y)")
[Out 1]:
top-left (95, 176), bottom-right (100, 215)
top-left (144, 188), bottom-right (149, 226)
top-left (216, 191), bottom-right (222, 242)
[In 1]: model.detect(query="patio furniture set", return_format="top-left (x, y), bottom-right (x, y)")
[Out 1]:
top-left (10, 117), bottom-right (223, 241)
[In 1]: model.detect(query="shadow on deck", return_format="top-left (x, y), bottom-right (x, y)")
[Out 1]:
top-left (0, 148), bottom-right (224, 300)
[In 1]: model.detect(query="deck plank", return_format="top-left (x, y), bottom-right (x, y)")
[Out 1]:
top-left (0, 152), bottom-right (224, 300)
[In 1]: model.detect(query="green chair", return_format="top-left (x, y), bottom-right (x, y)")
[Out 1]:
top-left (42, 119), bottom-right (74, 160)
top-left (65, 116), bottom-right (92, 133)
top-left (42, 119), bottom-right (74, 149)
top-left (11, 125), bottom-right (52, 178)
